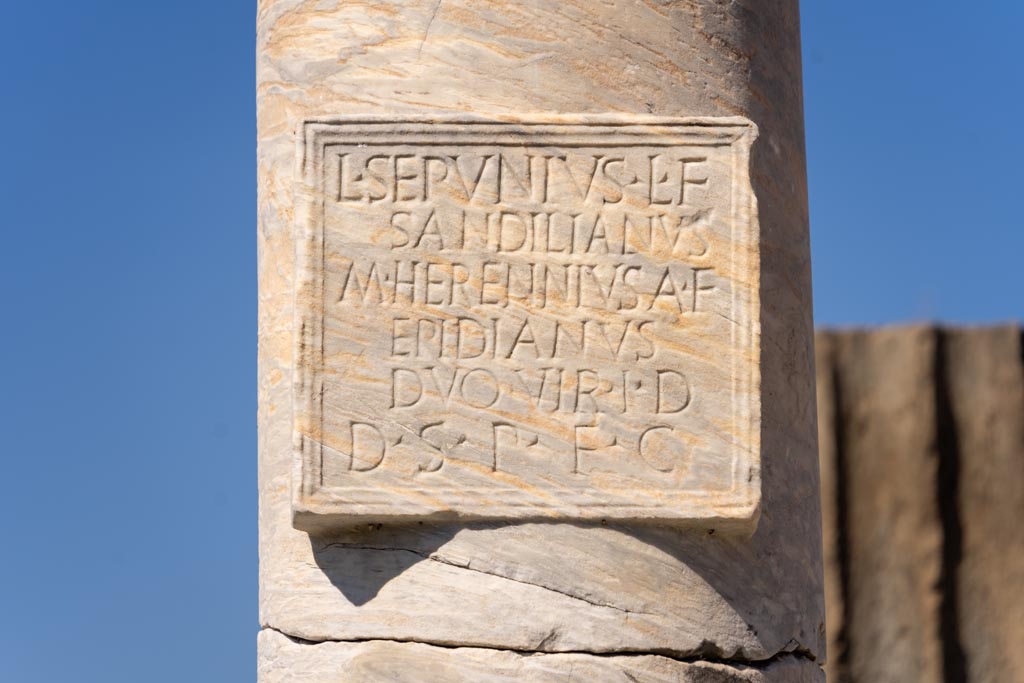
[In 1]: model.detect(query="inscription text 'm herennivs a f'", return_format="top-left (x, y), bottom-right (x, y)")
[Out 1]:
top-left (292, 118), bottom-right (761, 529)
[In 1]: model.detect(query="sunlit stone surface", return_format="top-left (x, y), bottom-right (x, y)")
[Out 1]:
top-left (258, 0), bottom-right (823, 679)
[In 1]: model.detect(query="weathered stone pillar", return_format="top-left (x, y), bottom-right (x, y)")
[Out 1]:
top-left (258, 1), bottom-right (823, 680)
top-left (816, 325), bottom-right (1024, 683)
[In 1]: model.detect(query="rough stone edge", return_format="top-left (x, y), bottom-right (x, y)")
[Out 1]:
top-left (257, 627), bottom-right (824, 682)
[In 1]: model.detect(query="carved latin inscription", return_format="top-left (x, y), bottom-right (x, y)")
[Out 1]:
top-left (293, 117), bottom-right (760, 528)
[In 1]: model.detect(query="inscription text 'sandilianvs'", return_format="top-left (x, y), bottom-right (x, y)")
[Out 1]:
top-left (292, 117), bottom-right (761, 529)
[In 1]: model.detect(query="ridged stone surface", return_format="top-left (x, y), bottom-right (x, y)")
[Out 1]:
top-left (817, 325), bottom-right (1024, 683)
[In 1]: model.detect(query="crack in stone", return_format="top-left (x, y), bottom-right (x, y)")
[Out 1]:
top-left (417, 0), bottom-right (444, 60)
top-left (318, 542), bottom-right (646, 615)
top-left (262, 626), bottom-right (820, 669)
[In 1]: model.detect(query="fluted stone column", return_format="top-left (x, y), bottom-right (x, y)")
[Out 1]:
top-left (257, 1), bottom-right (823, 680)
top-left (816, 325), bottom-right (1024, 683)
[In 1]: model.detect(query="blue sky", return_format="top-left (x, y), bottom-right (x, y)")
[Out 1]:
top-left (803, 3), bottom-right (1023, 325)
top-left (0, 2), bottom-right (1019, 681)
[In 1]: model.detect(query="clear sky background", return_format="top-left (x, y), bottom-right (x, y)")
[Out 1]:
top-left (0, 2), bottom-right (1020, 681)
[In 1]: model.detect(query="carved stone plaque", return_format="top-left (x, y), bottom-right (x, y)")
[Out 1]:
top-left (292, 116), bottom-right (760, 530)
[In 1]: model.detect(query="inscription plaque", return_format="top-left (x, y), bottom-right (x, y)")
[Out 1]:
top-left (292, 116), bottom-right (760, 530)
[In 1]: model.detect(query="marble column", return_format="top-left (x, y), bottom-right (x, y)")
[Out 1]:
top-left (258, 1), bottom-right (823, 680)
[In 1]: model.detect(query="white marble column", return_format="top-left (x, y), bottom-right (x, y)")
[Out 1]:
top-left (257, 1), bottom-right (823, 680)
